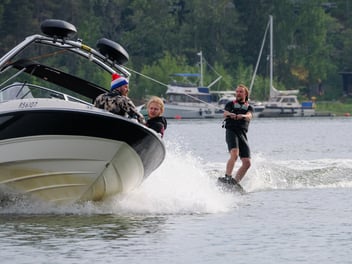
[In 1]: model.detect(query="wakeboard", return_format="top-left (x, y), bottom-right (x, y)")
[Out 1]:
top-left (217, 177), bottom-right (246, 194)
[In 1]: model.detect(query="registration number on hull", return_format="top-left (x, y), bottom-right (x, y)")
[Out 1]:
top-left (18, 101), bottom-right (38, 109)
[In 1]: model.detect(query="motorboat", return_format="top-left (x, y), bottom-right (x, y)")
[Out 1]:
top-left (258, 88), bottom-right (315, 117)
top-left (164, 74), bottom-right (215, 118)
top-left (163, 52), bottom-right (221, 119)
top-left (0, 19), bottom-right (165, 204)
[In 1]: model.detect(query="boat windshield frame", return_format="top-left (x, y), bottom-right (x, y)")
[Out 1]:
top-left (0, 34), bottom-right (131, 103)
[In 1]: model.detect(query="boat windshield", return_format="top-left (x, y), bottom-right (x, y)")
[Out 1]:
top-left (281, 97), bottom-right (297, 103)
top-left (0, 82), bottom-right (89, 105)
top-left (167, 93), bottom-right (211, 103)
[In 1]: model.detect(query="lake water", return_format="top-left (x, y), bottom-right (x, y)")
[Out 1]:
top-left (1, 117), bottom-right (352, 264)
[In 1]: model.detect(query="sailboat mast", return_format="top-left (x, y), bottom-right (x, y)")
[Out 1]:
top-left (269, 15), bottom-right (273, 98)
top-left (249, 16), bottom-right (270, 96)
top-left (198, 51), bottom-right (204, 87)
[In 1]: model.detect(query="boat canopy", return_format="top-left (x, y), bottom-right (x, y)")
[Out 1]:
top-left (271, 86), bottom-right (299, 97)
top-left (171, 73), bottom-right (201, 78)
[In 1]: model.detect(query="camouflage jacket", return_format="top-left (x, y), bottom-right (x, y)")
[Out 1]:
top-left (94, 90), bottom-right (145, 124)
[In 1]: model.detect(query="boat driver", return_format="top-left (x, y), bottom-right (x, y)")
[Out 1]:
top-left (94, 73), bottom-right (145, 124)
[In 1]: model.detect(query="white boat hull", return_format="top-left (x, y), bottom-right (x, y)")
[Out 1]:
top-left (0, 135), bottom-right (144, 204)
top-left (258, 107), bottom-right (316, 117)
top-left (0, 99), bottom-right (165, 204)
top-left (164, 103), bottom-right (215, 119)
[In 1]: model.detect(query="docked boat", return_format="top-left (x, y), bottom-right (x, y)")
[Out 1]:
top-left (258, 87), bottom-right (315, 117)
top-left (251, 15), bottom-right (316, 118)
top-left (0, 19), bottom-right (165, 204)
top-left (163, 52), bottom-right (221, 119)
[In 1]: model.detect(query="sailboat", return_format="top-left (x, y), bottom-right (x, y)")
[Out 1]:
top-left (252, 16), bottom-right (316, 117)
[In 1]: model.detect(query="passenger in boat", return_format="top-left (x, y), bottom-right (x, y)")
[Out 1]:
top-left (146, 96), bottom-right (167, 137)
top-left (94, 73), bottom-right (145, 124)
top-left (218, 84), bottom-right (254, 191)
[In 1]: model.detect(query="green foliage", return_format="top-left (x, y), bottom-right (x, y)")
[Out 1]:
top-left (129, 51), bottom-right (199, 99)
top-left (0, 0), bottom-right (351, 103)
top-left (316, 101), bottom-right (352, 115)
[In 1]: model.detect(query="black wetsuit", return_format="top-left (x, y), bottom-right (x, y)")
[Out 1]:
top-left (223, 100), bottom-right (254, 157)
top-left (146, 116), bottom-right (167, 137)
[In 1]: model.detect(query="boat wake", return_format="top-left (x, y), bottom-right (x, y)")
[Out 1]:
top-left (1, 142), bottom-right (351, 216)
top-left (246, 155), bottom-right (352, 191)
